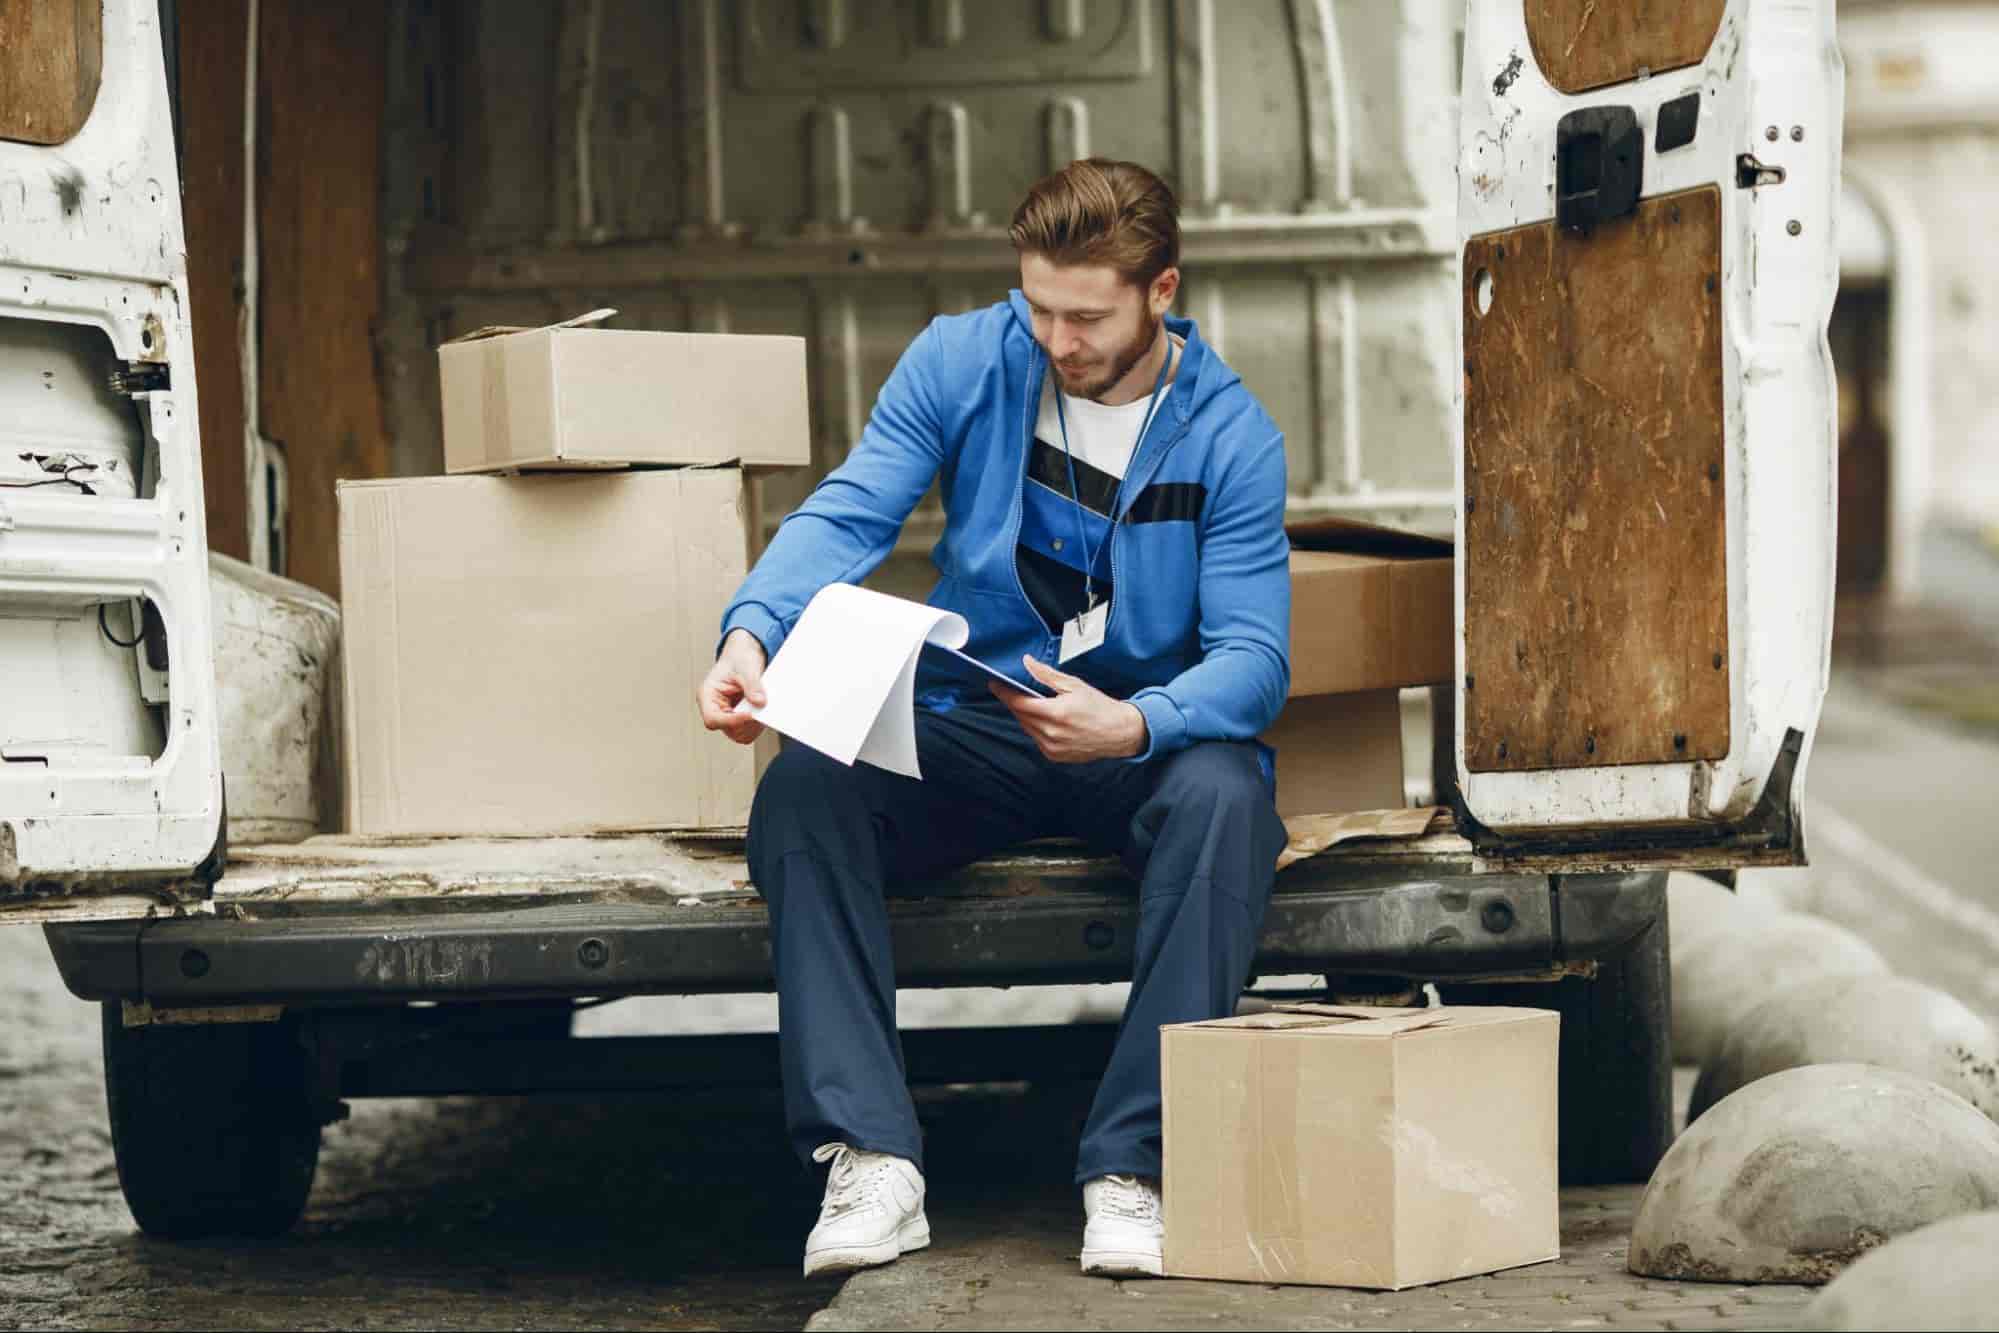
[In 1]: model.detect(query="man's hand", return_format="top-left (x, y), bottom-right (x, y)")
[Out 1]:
top-left (699, 629), bottom-right (770, 745)
top-left (990, 656), bottom-right (1149, 763)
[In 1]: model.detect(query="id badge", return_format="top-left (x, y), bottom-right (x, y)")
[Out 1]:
top-left (1059, 599), bottom-right (1109, 664)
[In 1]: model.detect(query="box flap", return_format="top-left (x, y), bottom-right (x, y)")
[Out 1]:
top-left (1287, 515), bottom-right (1453, 559)
top-left (1171, 1004), bottom-right (1554, 1039)
top-left (444, 307), bottom-right (618, 345)
top-left (1277, 805), bottom-right (1443, 871)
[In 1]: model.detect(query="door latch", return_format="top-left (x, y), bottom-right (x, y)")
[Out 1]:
top-left (107, 361), bottom-right (171, 396)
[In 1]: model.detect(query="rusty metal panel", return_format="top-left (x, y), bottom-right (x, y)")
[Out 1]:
top-left (382, 0), bottom-right (1465, 543)
top-left (1461, 185), bottom-right (1729, 774)
top-left (1524, 0), bottom-right (1725, 96)
top-left (0, 0), bottom-right (101, 145)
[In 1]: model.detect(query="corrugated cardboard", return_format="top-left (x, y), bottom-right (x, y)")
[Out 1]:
top-left (1163, 1004), bottom-right (1559, 1290)
top-left (439, 313), bottom-right (810, 472)
top-left (1261, 689), bottom-right (1404, 820)
top-left (1287, 517), bottom-right (1453, 697)
top-left (338, 468), bottom-right (757, 836)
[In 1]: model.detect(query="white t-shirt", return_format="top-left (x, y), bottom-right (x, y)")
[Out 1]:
top-left (1033, 337), bottom-right (1182, 484)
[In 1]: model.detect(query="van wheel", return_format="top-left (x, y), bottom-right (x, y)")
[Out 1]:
top-left (1438, 911), bottom-right (1673, 1185)
top-left (100, 1004), bottom-right (321, 1239)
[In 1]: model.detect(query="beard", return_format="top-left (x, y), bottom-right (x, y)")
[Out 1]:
top-left (1054, 308), bottom-right (1162, 402)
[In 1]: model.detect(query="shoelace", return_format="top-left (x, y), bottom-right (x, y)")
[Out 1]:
top-left (1095, 1174), bottom-right (1162, 1224)
top-left (813, 1142), bottom-right (893, 1220)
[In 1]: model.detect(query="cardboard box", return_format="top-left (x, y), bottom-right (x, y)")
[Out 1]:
top-left (1261, 689), bottom-right (1404, 820)
top-left (1286, 518), bottom-right (1453, 697)
top-left (1163, 1004), bottom-right (1559, 1290)
top-left (338, 468), bottom-right (756, 836)
top-left (439, 315), bottom-right (810, 472)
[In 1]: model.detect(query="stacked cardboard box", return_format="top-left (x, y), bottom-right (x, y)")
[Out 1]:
top-left (1262, 518), bottom-right (1454, 820)
top-left (338, 313), bottom-right (808, 837)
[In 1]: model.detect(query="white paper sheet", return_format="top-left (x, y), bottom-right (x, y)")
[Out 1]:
top-left (738, 584), bottom-right (968, 779)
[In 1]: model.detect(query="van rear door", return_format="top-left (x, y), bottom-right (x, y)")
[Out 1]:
top-left (0, 0), bottom-right (224, 921)
top-left (1455, 0), bottom-right (1841, 867)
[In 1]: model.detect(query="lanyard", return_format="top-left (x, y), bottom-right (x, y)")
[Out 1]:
top-left (1051, 338), bottom-right (1175, 610)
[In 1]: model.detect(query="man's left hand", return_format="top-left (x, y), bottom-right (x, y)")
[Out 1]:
top-left (990, 656), bottom-right (1149, 763)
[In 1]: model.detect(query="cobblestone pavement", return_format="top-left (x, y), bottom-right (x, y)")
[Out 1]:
top-left (806, 1076), bottom-right (1816, 1333)
top-left (0, 925), bottom-right (828, 1331)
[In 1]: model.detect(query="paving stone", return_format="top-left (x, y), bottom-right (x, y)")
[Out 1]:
top-left (1690, 974), bottom-right (1999, 1123)
top-left (1630, 1063), bottom-right (1999, 1284)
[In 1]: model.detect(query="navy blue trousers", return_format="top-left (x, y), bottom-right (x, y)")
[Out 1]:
top-left (746, 695), bottom-right (1285, 1184)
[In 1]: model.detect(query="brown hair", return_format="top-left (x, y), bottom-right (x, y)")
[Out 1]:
top-left (1008, 158), bottom-right (1180, 288)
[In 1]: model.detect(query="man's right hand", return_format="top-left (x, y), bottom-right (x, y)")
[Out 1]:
top-left (699, 628), bottom-right (770, 745)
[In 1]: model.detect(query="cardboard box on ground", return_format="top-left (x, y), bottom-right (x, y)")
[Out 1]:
top-left (1162, 1004), bottom-right (1559, 1289)
top-left (336, 314), bottom-right (805, 837)
top-left (1266, 518), bottom-right (1453, 822)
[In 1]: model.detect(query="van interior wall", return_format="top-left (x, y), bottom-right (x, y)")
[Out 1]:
top-left (382, 0), bottom-right (1466, 578)
top-left (255, 0), bottom-right (391, 597)
top-left (176, 0), bottom-right (252, 564)
top-left (174, 0), bottom-right (391, 595)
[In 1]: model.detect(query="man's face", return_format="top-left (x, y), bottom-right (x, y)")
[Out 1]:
top-left (1020, 253), bottom-right (1175, 401)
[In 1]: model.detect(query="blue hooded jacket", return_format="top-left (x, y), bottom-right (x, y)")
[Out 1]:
top-left (719, 291), bottom-right (1291, 762)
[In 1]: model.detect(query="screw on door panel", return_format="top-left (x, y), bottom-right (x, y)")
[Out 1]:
top-left (577, 938), bottom-right (609, 969)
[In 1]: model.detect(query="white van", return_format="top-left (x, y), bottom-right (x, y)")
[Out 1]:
top-left (2, 0), bottom-right (1839, 1237)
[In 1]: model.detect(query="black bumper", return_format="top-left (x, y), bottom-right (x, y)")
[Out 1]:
top-left (45, 866), bottom-right (1663, 1007)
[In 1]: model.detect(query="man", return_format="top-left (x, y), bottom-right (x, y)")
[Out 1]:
top-left (697, 159), bottom-right (1291, 1280)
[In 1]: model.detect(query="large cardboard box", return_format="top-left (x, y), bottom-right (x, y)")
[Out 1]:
top-left (1163, 1004), bottom-right (1559, 1290)
top-left (338, 468), bottom-right (756, 836)
top-left (1261, 689), bottom-right (1404, 820)
top-left (1286, 518), bottom-right (1452, 698)
top-left (439, 318), bottom-right (810, 472)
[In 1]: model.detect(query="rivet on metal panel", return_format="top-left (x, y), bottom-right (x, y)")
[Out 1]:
top-left (1787, 219), bottom-right (1803, 236)
top-left (578, 938), bottom-right (609, 969)
top-left (1084, 921), bottom-right (1114, 951)
top-left (180, 949), bottom-right (211, 979)
top-left (1765, 125), bottom-right (1780, 141)
top-left (1791, 126), bottom-right (1805, 141)
top-left (1480, 900), bottom-right (1516, 934)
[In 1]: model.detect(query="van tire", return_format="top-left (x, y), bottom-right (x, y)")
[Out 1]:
top-left (1438, 912), bottom-right (1673, 1185)
top-left (100, 1004), bottom-right (321, 1239)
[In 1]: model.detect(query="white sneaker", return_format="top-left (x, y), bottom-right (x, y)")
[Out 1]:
top-left (803, 1143), bottom-right (930, 1279)
top-left (1080, 1174), bottom-right (1164, 1277)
